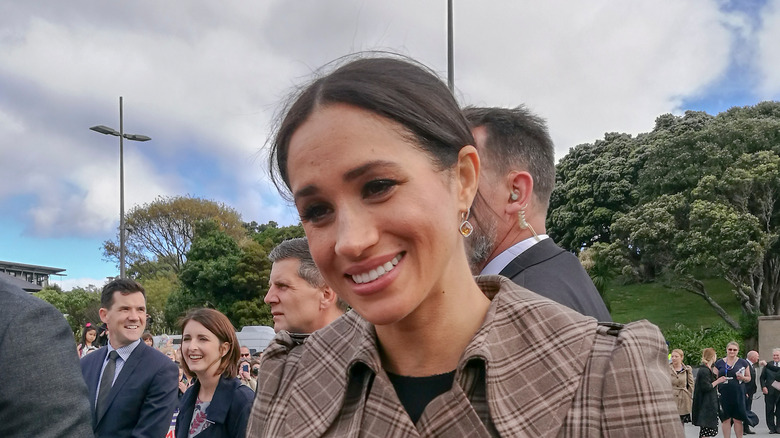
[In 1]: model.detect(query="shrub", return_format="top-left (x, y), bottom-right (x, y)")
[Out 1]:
top-left (662, 323), bottom-right (741, 366)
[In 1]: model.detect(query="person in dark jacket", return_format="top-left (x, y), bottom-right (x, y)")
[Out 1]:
top-left (760, 350), bottom-right (780, 433)
top-left (693, 348), bottom-right (728, 438)
top-left (176, 308), bottom-right (254, 438)
top-left (462, 106), bottom-right (611, 321)
top-left (745, 350), bottom-right (759, 434)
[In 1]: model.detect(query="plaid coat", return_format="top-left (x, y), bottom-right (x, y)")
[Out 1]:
top-left (247, 275), bottom-right (683, 437)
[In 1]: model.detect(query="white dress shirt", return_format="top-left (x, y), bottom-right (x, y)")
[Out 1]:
top-left (481, 235), bottom-right (549, 275)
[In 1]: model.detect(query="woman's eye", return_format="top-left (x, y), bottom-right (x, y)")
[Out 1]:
top-left (363, 179), bottom-right (397, 198)
top-left (300, 203), bottom-right (331, 223)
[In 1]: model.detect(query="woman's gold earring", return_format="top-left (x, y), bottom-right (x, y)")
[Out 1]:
top-left (460, 208), bottom-right (474, 237)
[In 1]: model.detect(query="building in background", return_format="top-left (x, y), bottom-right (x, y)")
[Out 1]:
top-left (0, 260), bottom-right (66, 293)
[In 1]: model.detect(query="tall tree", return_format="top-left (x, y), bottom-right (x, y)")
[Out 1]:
top-left (35, 285), bottom-right (102, 336)
top-left (170, 220), bottom-right (299, 329)
top-left (548, 132), bottom-right (640, 253)
top-left (552, 102), bottom-right (780, 329)
top-left (102, 196), bottom-right (245, 274)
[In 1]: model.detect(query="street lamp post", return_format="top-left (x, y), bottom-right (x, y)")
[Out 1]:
top-left (90, 96), bottom-right (151, 279)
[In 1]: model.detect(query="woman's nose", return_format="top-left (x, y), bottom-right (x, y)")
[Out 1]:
top-left (334, 206), bottom-right (379, 259)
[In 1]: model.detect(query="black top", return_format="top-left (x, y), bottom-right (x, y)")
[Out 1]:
top-left (692, 364), bottom-right (719, 428)
top-left (387, 370), bottom-right (455, 424)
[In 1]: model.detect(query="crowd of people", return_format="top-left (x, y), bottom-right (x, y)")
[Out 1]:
top-left (670, 342), bottom-right (780, 438)
top-left (3, 53), bottom-right (767, 437)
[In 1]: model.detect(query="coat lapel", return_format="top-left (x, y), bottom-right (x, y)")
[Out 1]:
top-left (177, 382), bottom-right (198, 438)
top-left (206, 378), bottom-right (234, 424)
top-left (498, 238), bottom-right (562, 279)
top-left (85, 348), bottom-right (108, 411)
top-left (473, 276), bottom-right (597, 437)
top-left (96, 343), bottom-right (146, 425)
top-left (287, 313), bottom-right (378, 436)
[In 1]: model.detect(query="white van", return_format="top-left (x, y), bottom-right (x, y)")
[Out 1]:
top-left (152, 325), bottom-right (275, 356)
top-left (235, 325), bottom-right (276, 355)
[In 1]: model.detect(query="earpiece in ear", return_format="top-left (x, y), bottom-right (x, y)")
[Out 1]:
top-left (510, 192), bottom-right (519, 201)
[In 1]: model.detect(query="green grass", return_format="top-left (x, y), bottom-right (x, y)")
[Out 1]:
top-left (604, 278), bottom-right (742, 332)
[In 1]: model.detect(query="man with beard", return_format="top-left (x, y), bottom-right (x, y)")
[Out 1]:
top-left (463, 106), bottom-right (610, 321)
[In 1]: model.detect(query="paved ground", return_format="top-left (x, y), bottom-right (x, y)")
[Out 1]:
top-left (683, 393), bottom-right (775, 437)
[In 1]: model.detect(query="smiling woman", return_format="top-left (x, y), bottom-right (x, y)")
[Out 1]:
top-left (247, 54), bottom-right (683, 437)
top-left (177, 308), bottom-right (254, 438)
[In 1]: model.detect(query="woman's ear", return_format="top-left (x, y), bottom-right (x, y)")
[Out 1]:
top-left (220, 342), bottom-right (230, 358)
top-left (456, 145), bottom-right (480, 209)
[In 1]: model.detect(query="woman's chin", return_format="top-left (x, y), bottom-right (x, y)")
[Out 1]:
top-left (354, 306), bottom-right (410, 327)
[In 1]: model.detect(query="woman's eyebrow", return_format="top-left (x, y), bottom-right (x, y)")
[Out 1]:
top-left (343, 160), bottom-right (397, 182)
top-left (293, 160), bottom-right (400, 200)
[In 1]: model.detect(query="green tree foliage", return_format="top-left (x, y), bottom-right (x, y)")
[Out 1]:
top-left (35, 285), bottom-right (102, 338)
top-left (548, 132), bottom-right (640, 252)
top-left (142, 271), bottom-right (179, 334)
top-left (170, 220), bottom-right (305, 330)
top-left (247, 221), bottom-right (305, 249)
top-left (663, 323), bottom-right (741, 367)
top-left (549, 102), bottom-right (780, 329)
top-left (578, 243), bottom-right (616, 311)
top-left (102, 195), bottom-right (245, 275)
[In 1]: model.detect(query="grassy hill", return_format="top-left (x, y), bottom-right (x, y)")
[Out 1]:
top-left (604, 278), bottom-right (742, 332)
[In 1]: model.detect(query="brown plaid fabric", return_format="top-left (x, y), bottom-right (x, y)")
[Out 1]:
top-left (247, 275), bottom-right (683, 437)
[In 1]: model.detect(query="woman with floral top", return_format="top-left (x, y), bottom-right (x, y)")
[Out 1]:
top-left (176, 308), bottom-right (253, 438)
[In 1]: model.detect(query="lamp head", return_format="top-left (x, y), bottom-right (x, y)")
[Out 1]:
top-left (90, 125), bottom-right (120, 136)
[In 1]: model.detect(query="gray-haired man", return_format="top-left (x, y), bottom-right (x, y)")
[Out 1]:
top-left (265, 237), bottom-right (346, 333)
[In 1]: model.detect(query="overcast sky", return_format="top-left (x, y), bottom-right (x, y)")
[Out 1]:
top-left (1, 0), bottom-right (777, 290)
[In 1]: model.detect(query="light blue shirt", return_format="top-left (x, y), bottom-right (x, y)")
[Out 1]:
top-left (95, 338), bottom-right (141, 405)
top-left (480, 235), bottom-right (549, 275)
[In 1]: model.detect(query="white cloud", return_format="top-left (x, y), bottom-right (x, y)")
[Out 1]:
top-left (0, 0), bottom-right (758, 248)
top-left (755, 1), bottom-right (780, 97)
top-left (51, 276), bottom-right (109, 292)
top-left (454, 0), bottom-right (735, 153)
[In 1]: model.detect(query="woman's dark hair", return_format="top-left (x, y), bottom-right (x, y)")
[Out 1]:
top-left (179, 308), bottom-right (240, 379)
top-left (80, 323), bottom-right (97, 345)
top-left (269, 54), bottom-right (474, 199)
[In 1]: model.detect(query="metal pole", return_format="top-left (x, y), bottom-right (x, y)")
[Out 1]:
top-left (119, 96), bottom-right (125, 279)
top-left (447, 0), bottom-right (454, 92)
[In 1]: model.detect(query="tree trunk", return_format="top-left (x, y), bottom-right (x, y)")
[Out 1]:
top-left (679, 277), bottom-right (741, 330)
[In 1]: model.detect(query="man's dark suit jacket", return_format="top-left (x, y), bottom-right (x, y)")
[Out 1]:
top-left (0, 276), bottom-right (95, 438)
top-left (498, 238), bottom-right (612, 321)
top-left (81, 341), bottom-right (178, 438)
top-left (761, 362), bottom-right (780, 392)
top-left (746, 360), bottom-right (757, 397)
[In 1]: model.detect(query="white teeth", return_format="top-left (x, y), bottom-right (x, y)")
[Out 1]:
top-left (189, 355), bottom-right (202, 359)
top-left (351, 254), bottom-right (402, 284)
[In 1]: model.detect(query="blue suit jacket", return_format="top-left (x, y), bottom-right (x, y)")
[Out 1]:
top-left (81, 342), bottom-right (178, 438)
top-left (175, 376), bottom-right (254, 438)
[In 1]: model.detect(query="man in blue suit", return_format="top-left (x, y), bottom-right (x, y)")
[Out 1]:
top-left (81, 278), bottom-right (178, 438)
